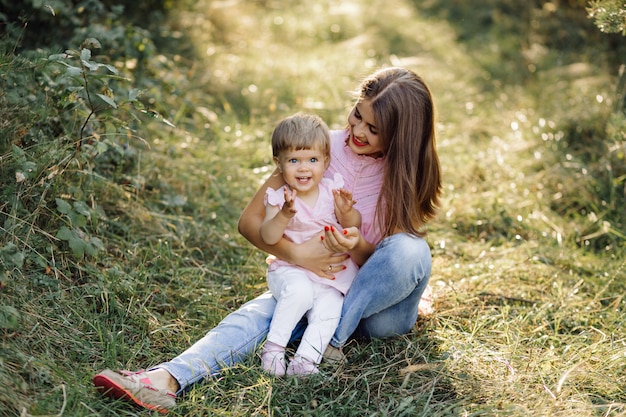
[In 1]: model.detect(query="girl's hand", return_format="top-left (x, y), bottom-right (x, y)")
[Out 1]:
top-left (293, 234), bottom-right (349, 279)
top-left (333, 188), bottom-right (356, 217)
top-left (281, 187), bottom-right (297, 218)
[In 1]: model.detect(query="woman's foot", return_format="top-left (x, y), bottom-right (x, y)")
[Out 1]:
top-left (286, 355), bottom-right (319, 376)
top-left (261, 341), bottom-right (287, 376)
top-left (323, 345), bottom-right (347, 364)
top-left (93, 369), bottom-right (177, 413)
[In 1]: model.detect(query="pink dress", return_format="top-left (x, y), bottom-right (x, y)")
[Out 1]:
top-left (265, 173), bottom-right (358, 294)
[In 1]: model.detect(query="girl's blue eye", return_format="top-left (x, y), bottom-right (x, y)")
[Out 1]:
top-left (288, 159), bottom-right (297, 163)
top-left (310, 158), bottom-right (318, 163)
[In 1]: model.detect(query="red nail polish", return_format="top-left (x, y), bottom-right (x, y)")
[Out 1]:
top-left (320, 236), bottom-right (324, 241)
top-left (342, 265), bottom-right (347, 270)
top-left (331, 276), bottom-right (335, 280)
top-left (331, 226), bottom-right (335, 232)
top-left (324, 226), bottom-right (330, 231)
top-left (343, 230), bottom-right (348, 235)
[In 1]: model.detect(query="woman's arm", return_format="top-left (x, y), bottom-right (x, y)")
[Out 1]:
top-left (238, 169), bottom-right (347, 278)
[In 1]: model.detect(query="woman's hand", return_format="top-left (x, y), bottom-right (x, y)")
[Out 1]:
top-left (292, 235), bottom-right (349, 279)
top-left (321, 226), bottom-right (359, 253)
top-left (322, 225), bottom-right (374, 267)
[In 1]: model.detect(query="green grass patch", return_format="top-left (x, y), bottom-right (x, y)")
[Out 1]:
top-left (1, 0), bottom-right (624, 416)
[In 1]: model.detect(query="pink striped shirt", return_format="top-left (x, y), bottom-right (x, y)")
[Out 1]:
top-left (325, 129), bottom-right (385, 244)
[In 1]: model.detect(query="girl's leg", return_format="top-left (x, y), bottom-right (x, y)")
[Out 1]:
top-left (331, 233), bottom-right (432, 347)
top-left (292, 285), bottom-right (343, 367)
top-left (262, 268), bottom-right (314, 376)
top-left (266, 268), bottom-right (315, 346)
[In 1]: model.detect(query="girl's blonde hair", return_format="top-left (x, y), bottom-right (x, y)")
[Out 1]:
top-left (356, 67), bottom-right (442, 237)
top-left (271, 113), bottom-right (331, 160)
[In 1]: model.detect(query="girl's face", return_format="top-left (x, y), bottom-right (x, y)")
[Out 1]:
top-left (275, 146), bottom-right (328, 196)
top-left (347, 99), bottom-right (384, 157)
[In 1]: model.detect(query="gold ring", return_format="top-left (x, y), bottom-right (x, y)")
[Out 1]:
top-left (328, 265), bottom-right (332, 271)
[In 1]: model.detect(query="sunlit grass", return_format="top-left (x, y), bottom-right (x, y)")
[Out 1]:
top-left (1, 0), bottom-right (624, 416)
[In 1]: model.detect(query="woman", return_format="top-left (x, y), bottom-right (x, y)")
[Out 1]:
top-left (93, 67), bottom-right (442, 414)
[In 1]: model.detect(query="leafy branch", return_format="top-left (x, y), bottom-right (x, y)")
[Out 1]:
top-left (47, 38), bottom-right (142, 149)
top-left (587, 0), bottom-right (626, 36)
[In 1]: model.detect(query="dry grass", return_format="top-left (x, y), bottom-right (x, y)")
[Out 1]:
top-left (1, 0), bottom-right (624, 416)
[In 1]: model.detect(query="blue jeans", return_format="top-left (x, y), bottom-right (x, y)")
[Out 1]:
top-left (156, 233), bottom-right (431, 394)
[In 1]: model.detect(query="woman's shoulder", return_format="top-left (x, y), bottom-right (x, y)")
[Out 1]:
top-left (329, 129), bottom-right (350, 162)
top-left (330, 129), bottom-right (348, 145)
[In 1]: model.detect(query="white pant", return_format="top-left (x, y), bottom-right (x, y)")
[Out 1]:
top-left (266, 266), bottom-right (343, 364)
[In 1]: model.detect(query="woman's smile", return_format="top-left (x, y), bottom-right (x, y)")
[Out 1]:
top-left (351, 134), bottom-right (368, 147)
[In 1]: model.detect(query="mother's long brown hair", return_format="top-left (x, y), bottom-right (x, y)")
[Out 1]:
top-left (358, 67), bottom-right (442, 237)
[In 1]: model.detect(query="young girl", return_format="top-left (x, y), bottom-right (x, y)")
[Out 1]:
top-left (259, 113), bottom-right (360, 376)
top-left (93, 67), bottom-right (441, 414)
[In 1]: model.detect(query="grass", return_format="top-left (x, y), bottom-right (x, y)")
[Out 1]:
top-left (1, 0), bottom-right (625, 416)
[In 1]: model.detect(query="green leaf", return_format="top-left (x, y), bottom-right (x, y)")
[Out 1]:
top-left (80, 48), bottom-right (91, 61)
top-left (0, 305), bottom-right (20, 330)
top-left (68, 235), bottom-right (86, 258)
top-left (103, 64), bottom-right (119, 75)
top-left (56, 226), bottom-right (73, 240)
top-left (66, 66), bottom-right (83, 77)
top-left (48, 53), bottom-right (68, 61)
top-left (82, 38), bottom-right (102, 49)
top-left (96, 94), bottom-right (118, 109)
top-left (55, 198), bottom-right (72, 215)
top-left (90, 237), bottom-right (105, 251)
top-left (128, 89), bottom-right (141, 101)
top-left (85, 242), bottom-right (98, 257)
top-left (21, 161), bottom-right (37, 178)
top-left (96, 140), bottom-right (109, 153)
top-left (11, 144), bottom-right (25, 158)
top-left (0, 243), bottom-right (24, 269)
top-left (73, 201), bottom-right (91, 217)
top-left (81, 59), bottom-right (100, 71)
top-left (69, 213), bottom-right (87, 228)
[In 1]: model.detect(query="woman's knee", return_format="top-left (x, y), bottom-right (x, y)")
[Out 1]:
top-left (392, 234), bottom-right (430, 259)
top-left (357, 313), bottom-right (414, 339)
top-left (378, 234), bottom-right (432, 276)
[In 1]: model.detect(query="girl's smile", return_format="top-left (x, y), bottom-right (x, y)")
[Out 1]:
top-left (294, 175), bottom-right (312, 185)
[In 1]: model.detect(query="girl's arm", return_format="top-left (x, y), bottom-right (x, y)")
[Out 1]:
top-left (333, 188), bottom-right (361, 229)
top-left (259, 188), bottom-right (297, 245)
top-left (325, 188), bottom-right (374, 266)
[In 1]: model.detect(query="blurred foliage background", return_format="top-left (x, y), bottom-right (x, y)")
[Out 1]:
top-left (0, 0), bottom-right (624, 416)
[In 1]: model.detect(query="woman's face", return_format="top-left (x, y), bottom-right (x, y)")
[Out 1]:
top-left (347, 99), bottom-right (384, 158)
